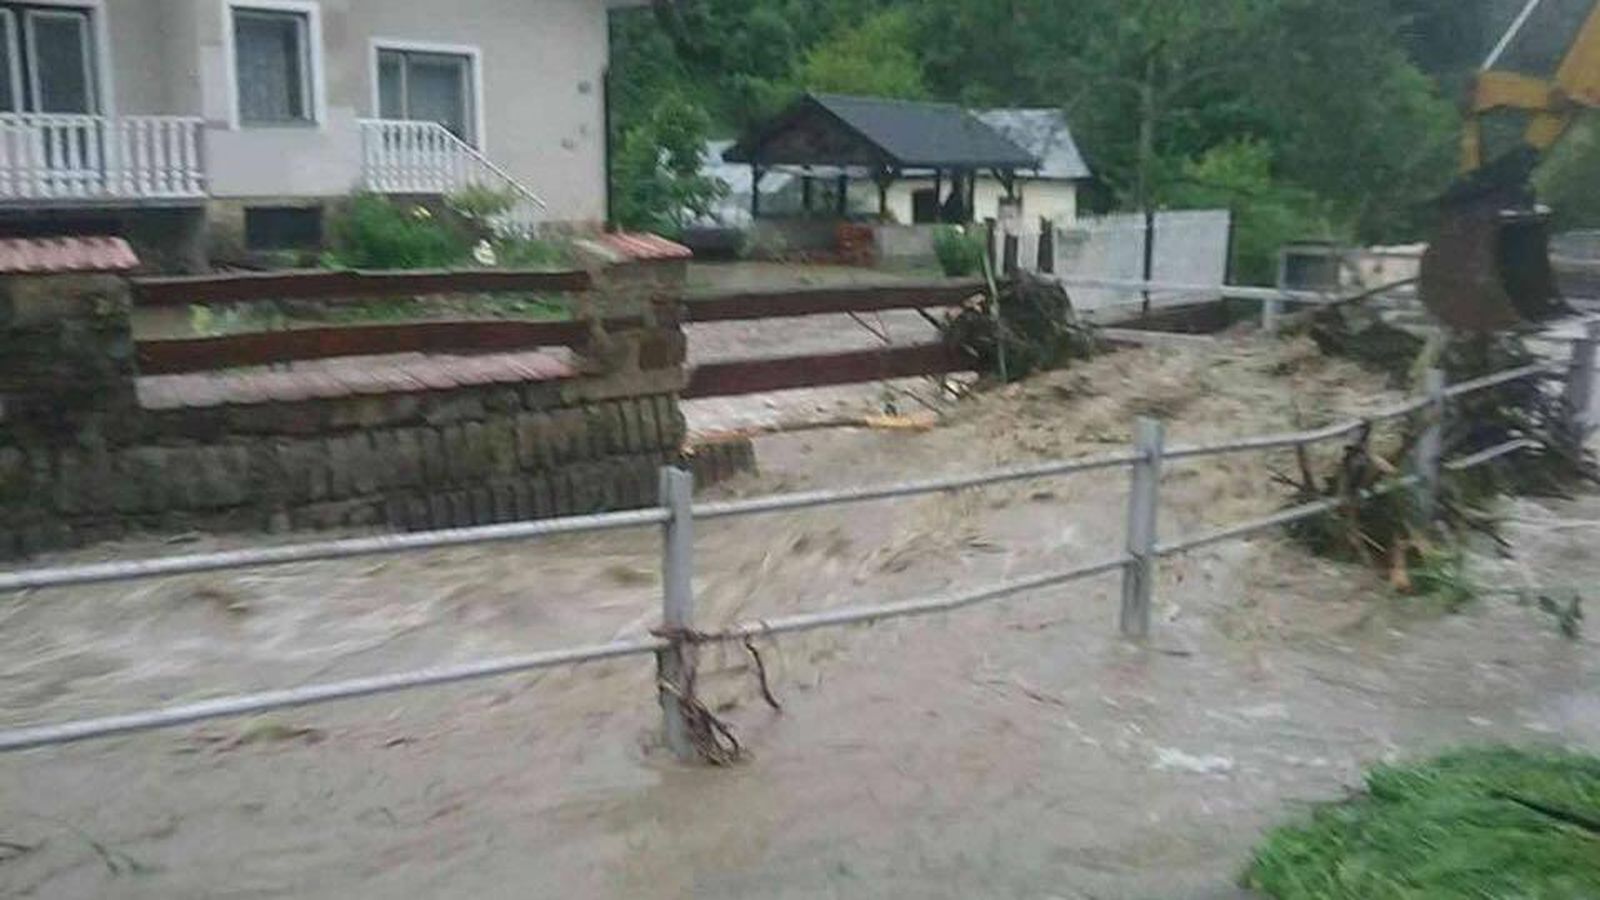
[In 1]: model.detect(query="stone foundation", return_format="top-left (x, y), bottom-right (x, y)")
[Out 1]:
top-left (1, 388), bottom-right (687, 555)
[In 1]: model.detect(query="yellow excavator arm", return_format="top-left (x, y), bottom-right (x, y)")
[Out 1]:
top-left (1421, 0), bottom-right (1600, 331)
top-left (1462, 0), bottom-right (1600, 172)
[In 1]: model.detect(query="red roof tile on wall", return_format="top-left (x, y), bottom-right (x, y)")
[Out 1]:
top-left (0, 237), bottom-right (139, 274)
top-left (136, 351), bottom-right (579, 411)
top-left (596, 232), bottom-right (693, 261)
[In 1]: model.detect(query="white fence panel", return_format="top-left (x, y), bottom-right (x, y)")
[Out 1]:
top-left (1047, 210), bottom-right (1232, 315)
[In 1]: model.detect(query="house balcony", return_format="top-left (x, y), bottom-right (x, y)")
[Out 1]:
top-left (0, 115), bottom-right (548, 236)
top-left (0, 114), bottom-right (207, 205)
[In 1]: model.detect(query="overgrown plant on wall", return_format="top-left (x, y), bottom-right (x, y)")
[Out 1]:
top-left (323, 194), bottom-right (471, 270)
top-left (321, 192), bottom-right (568, 271)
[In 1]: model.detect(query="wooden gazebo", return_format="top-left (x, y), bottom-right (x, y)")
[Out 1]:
top-left (723, 93), bottom-right (1040, 223)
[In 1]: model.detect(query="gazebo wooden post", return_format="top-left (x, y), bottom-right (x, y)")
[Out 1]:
top-left (875, 167), bottom-right (898, 221)
top-left (836, 173), bottom-right (848, 216)
top-left (750, 163), bottom-right (765, 220)
top-left (995, 168), bottom-right (1019, 199)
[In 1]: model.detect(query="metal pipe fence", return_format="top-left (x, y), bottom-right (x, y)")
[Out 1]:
top-left (0, 349), bottom-right (1590, 759)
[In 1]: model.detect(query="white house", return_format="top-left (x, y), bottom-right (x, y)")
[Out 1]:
top-left (0, 0), bottom-right (636, 269)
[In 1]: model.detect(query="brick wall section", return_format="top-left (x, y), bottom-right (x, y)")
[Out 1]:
top-left (2, 370), bottom-right (690, 557)
top-left (0, 257), bottom-right (756, 558)
top-left (684, 436), bottom-right (759, 487)
top-left (0, 274), bottom-right (140, 444)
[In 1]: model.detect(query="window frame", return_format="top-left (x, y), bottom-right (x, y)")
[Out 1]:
top-left (0, 9), bottom-right (20, 113)
top-left (369, 38), bottom-right (485, 151)
top-left (23, 6), bottom-right (95, 114)
top-left (0, 1), bottom-right (109, 116)
top-left (224, 0), bottom-right (325, 130)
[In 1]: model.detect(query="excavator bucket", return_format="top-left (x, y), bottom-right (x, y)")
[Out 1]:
top-left (1420, 155), bottom-right (1572, 332)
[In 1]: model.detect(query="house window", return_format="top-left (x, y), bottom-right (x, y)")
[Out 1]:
top-left (233, 6), bottom-right (313, 125)
top-left (0, 4), bottom-right (99, 114)
top-left (376, 47), bottom-right (476, 145)
top-left (245, 206), bottom-right (323, 251)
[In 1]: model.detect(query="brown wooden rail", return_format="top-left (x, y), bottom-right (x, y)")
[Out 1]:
top-left (137, 320), bottom-right (610, 375)
top-left (134, 279), bottom-right (983, 378)
top-left (684, 343), bottom-right (975, 399)
top-left (682, 280), bottom-right (983, 322)
top-left (133, 268), bottom-right (592, 307)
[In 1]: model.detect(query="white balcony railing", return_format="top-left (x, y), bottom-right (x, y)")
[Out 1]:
top-left (0, 114), bottom-right (206, 201)
top-left (358, 119), bottom-right (547, 235)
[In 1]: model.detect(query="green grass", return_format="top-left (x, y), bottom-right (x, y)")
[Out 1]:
top-left (319, 293), bottom-right (572, 324)
top-left (1246, 747), bottom-right (1600, 899)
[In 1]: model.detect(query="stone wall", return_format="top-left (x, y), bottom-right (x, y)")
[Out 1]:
top-left (0, 257), bottom-right (749, 558)
top-left (0, 385), bottom-right (687, 555)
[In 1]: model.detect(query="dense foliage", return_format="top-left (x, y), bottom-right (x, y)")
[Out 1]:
top-left (611, 1), bottom-right (1600, 278)
top-left (611, 93), bottom-right (728, 235)
top-left (323, 193), bottom-right (566, 271)
top-left (325, 194), bottom-right (471, 270)
top-left (932, 225), bottom-right (987, 277)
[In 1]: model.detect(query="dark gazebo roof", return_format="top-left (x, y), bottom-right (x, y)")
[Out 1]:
top-left (724, 93), bottom-right (1040, 171)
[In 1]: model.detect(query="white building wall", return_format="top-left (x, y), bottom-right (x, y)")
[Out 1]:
top-left (96, 0), bottom-right (612, 223)
top-left (869, 176), bottom-right (1078, 226)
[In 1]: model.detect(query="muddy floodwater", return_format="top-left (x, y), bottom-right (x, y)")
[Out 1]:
top-left (2, 338), bottom-right (1597, 899)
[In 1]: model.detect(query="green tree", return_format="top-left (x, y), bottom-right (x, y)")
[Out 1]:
top-left (611, 93), bottom-right (727, 234)
top-left (1167, 140), bottom-right (1332, 284)
top-left (796, 10), bottom-right (927, 99)
top-left (614, 0), bottom-right (1473, 247)
top-left (1238, 0), bottom-right (1460, 242)
top-left (1535, 113), bottom-right (1600, 230)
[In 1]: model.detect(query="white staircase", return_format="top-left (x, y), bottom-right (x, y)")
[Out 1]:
top-left (358, 119), bottom-right (547, 236)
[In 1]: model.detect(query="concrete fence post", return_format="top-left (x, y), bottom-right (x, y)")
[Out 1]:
top-left (1261, 296), bottom-right (1283, 336)
top-left (657, 466), bottom-right (698, 762)
top-left (1003, 233), bottom-right (1021, 274)
top-left (1120, 417), bottom-right (1165, 639)
top-left (1264, 250), bottom-right (1289, 335)
top-left (1564, 319), bottom-right (1600, 442)
top-left (1411, 368), bottom-right (1446, 525)
top-left (1037, 217), bottom-right (1056, 274)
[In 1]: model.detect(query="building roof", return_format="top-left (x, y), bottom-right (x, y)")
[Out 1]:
top-left (0, 236), bottom-right (138, 274)
top-left (974, 109), bottom-right (1090, 181)
top-left (725, 93), bottom-right (1039, 171)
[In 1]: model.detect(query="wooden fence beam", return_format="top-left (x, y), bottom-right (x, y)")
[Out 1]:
top-left (683, 281), bottom-right (983, 323)
top-left (684, 343), bottom-right (975, 399)
top-left (137, 319), bottom-right (610, 374)
top-left (133, 268), bottom-right (593, 307)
